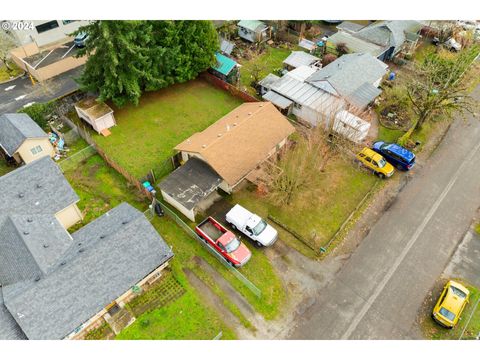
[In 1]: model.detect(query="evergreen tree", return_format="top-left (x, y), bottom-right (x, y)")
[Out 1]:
top-left (75, 20), bottom-right (218, 106)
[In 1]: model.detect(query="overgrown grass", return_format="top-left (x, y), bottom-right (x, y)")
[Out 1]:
top-left (231, 156), bottom-right (378, 258)
top-left (422, 283), bottom-right (480, 340)
top-left (91, 79), bottom-right (242, 179)
top-left (238, 46), bottom-right (291, 95)
top-left (0, 62), bottom-right (23, 82)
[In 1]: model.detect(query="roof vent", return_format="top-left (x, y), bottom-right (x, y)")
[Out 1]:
top-left (248, 112), bottom-right (252, 115)
top-left (259, 104), bottom-right (264, 107)
top-left (36, 184), bottom-right (42, 189)
top-left (217, 133), bottom-right (222, 137)
top-left (122, 220), bottom-right (129, 225)
top-left (77, 242), bottom-right (82, 246)
top-left (60, 261), bottom-right (66, 266)
top-left (43, 244), bottom-right (49, 248)
top-left (202, 144), bottom-right (207, 148)
top-left (34, 276), bottom-right (41, 282)
top-left (233, 122), bottom-right (238, 126)
top-left (23, 231), bottom-right (29, 235)
top-left (100, 235), bottom-right (106, 239)
top-left (27, 218), bottom-right (33, 223)
top-left (79, 248), bottom-right (85, 253)
top-left (18, 193), bottom-right (24, 198)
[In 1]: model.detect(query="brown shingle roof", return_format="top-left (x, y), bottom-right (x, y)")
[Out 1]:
top-left (75, 97), bottom-right (113, 120)
top-left (175, 102), bottom-right (295, 186)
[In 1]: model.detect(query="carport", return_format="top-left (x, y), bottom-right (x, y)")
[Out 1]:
top-left (159, 157), bottom-right (223, 221)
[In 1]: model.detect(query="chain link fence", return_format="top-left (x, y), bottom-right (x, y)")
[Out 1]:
top-left (58, 144), bottom-right (97, 173)
top-left (157, 200), bottom-right (262, 299)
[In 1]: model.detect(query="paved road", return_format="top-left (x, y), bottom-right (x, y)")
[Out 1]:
top-left (0, 66), bottom-right (82, 113)
top-left (288, 85), bottom-right (480, 340)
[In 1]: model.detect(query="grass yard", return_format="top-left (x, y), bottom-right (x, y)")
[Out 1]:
top-left (91, 79), bottom-right (242, 179)
top-left (231, 156), bottom-right (378, 258)
top-left (0, 161), bottom-right (15, 177)
top-left (422, 283), bottom-right (480, 340)
top-left (377, 125), bottom-right (405, 143)
top-left (0, 62), bottom-right (23, 82)
top-left (238, 46), bottom-right (291, 95)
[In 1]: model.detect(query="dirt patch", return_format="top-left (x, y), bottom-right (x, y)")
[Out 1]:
top-left (184, 268), bottom-right (248, 338)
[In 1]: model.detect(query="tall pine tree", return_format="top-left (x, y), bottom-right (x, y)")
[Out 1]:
top-left (75, 20), bottom-right (219, 106)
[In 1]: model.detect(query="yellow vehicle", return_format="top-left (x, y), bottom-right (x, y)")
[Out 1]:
top-left (355, 147), bottom-right (394, 179)
top-left (432, 280), bottom-right (470, 328)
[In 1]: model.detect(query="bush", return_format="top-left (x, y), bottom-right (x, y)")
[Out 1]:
top-left (18, 101), bottom-right (55, 131)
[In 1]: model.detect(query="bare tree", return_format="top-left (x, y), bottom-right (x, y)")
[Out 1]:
top-left (336, 42), bottom-right (349, 56)
top-left (0, 30), bottom-right (17, 73)
top-left (399, 45), bottom-right (479, 145)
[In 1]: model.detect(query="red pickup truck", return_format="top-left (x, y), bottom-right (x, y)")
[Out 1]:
top-left (195, 216), bottom-right (252, 267)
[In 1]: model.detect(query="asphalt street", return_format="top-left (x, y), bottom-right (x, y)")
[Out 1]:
top-left (288, 85), bottom-right (480, 340)
top-left (0, 66), bottom-right (82, 113)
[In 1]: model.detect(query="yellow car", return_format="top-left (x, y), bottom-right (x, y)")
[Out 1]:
top-left (356, 147), bottom-right (394, 178)
top-left (432, 280), bottom-right (470, 328)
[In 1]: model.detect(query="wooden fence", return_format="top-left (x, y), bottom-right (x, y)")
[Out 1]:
top-left (200, 72), bottom-right (259, 103)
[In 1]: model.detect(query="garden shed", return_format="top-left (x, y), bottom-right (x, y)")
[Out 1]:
top-left (237, 20), bottom-right (269, 43)
top-left (210, 52), bottom-right (239, 84)
top-left (74, 97), bottom-right (116, 136)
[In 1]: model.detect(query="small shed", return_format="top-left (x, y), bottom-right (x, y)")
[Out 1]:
top-left (237, 20), bottom-right (269, 43)
top-left (210, 52), bottom-right (239, 84)
top-left (283, 51), bottom-right (320, 71)
top-left (74, 97), bottom-right (116, 136)
top-left (220, 38), bottom-right (235, 55)
top-left (159, 157), bottom-right (223, 221)
top-left (332, 110), bottom-right (371, 143)
top-left (298, 38), bottom-right (317, 52)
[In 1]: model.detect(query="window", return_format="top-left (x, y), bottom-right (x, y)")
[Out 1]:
top-left (294, 103), bottom-right (302, 110)
top-left (36, 21), bottom-right (59, 34)
top-left (30, 145), bottom-right (43, 155)
top-left (62, 20), bottom-right (78, 25)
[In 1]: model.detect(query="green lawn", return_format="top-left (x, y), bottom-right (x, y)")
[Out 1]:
top-left (378, 125), bottom-right (405, 143)
top-left (0, 62), bottom-right (23, 82)
top-left (231, 156), bottom-right (378, 258)
top-left (422, 283), bottom-right (480, 340)
top-left (238, 46), bottom-right (292, 95)
top-left (0, 161), bottom-right (15, 177)
top-left (91, 79), bottom-right (242, 179)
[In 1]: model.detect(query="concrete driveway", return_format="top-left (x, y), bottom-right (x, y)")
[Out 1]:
top-left (286, 85), bottom-right (480, 340)
top-left (0, 66), bottom-right (83, 113)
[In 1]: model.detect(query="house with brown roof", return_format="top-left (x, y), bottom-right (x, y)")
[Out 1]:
top-left (161, 102), bottom-right (295, 220)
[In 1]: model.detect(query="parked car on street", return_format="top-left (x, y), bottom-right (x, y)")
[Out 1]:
top-left (74, 32), bottom-right (89, 48)
top-left (372, 141), bottom-right (416, 171)
top-left (356, 147), bottom-right (394, 179)
top-left (195, 216), bottom-right (252, 267)
top-left (432, 280), bottom-right (470, 328)
top-left (226, 204), bottom-right (278, 247)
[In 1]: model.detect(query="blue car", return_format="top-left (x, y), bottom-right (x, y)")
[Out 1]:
top-left (74, 32), bottom-right (89, 48)
top-left (372, 141), bottom-right (415, 171)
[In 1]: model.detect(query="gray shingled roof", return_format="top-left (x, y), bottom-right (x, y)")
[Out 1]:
top-left (356, 20), bottom-right (422, 52)
top-left (159, 157), bottom-right (222, 211)
top-left (2, 203), bottom-right (173, 340)
top-left (336, 21), bottom-right (366, 33)
top-left (0, 113), bottom-right (48, 156)
top-left (0, 289), bottom-right (26, 340)
top-left (328, 31), bottom-right (385, 57)
top-left (220, 38), bottom-right (235, 55)
top-left (307, 53), bottom-right (387, 106)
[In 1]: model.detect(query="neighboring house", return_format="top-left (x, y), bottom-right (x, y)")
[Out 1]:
top-left (306, 53), bottom-right (388, 109)
top-left (283, 51), bottom-right (320, 71)
top-left (74, 97), bottom-right (116, 136)
top-left (209, 52), bottom-right (239, 84)
top-left (0, 157), bottom-right (173, 340)
top-left (329, 20), bottom-right (423, 61)
top-left (237, 20), bottom-right (269, 43)
top-left (174, 102), bottom-right (295, 194)
top-left (0, 113), bottom-right (55, 165)
top-left (260, 54), bottom-right (385, 142)
top-left (262, 65), bottom-right (344, 126)
top-left (159, 157), bottom-right (223, 221)
top-left (3, 20), bottom-right (89, 47)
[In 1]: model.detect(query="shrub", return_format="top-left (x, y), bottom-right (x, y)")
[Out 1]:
top-left (18, 101), bottom-right (55, 131)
